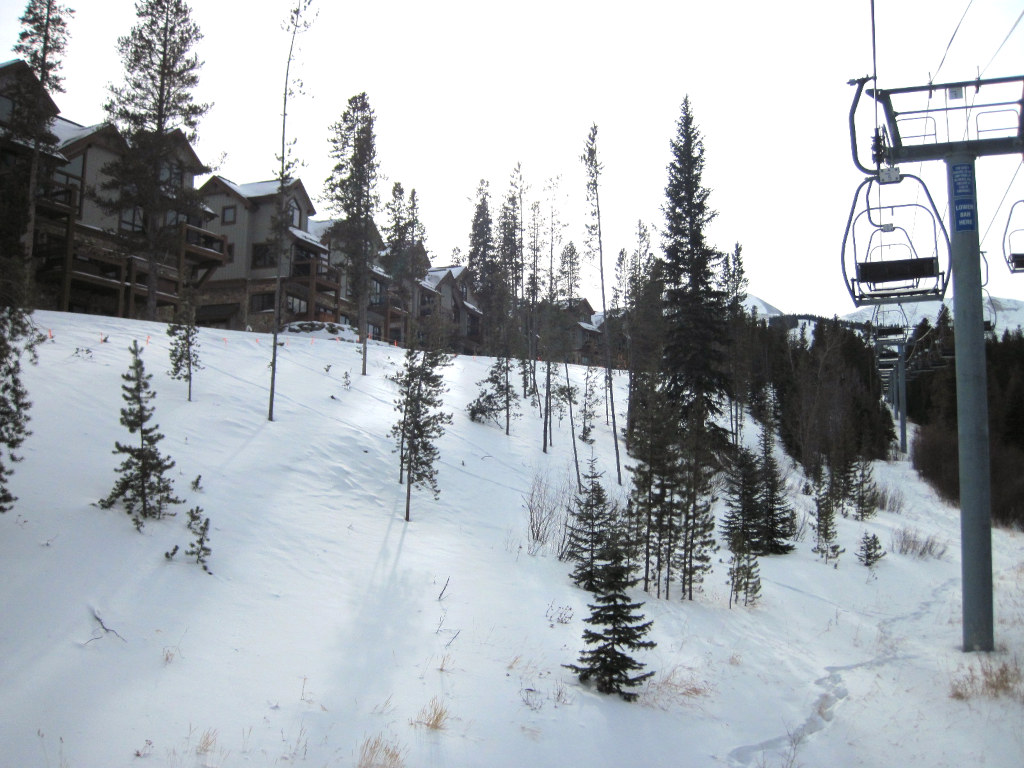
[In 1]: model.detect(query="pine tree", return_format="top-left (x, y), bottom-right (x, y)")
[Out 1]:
top-left (167, 300), bottom-right (202, 401)
top-left (851, 457), bottom-right (878, 521)
top-left (856, 531), bottom-right (885, 569)
top-left (184, 505), bottom-right (211, 572)
top-left (566, 457), bottom-right (615, 592)
top-left (100, 340), bottom-right (182, 530)
top-left (578, 365), bottom-right (599, 445)
top-left (660, 96), bottom-right (728, 445)
top-left (12, 0), bottom-right (74, 272)
top-left (722, 445), bottom-right (762, 608)
top-left (390, 347), bottom-right (453, 522)
top-left (811, 475), bottom-right (845, 566)
top-left (722, 446), bottom-right (760, 553)
top-left (755, 410), bottom-right (796, 555)
top-left (0, 307), bottom-right (37, 514)
top-left (673, 420), bottom-right (719, 600)
top-left (325, 92), bottom-right (379, 376)
top-left (564, 538), bottom-right (655, 701)
top-left (100, 0), bottom-right (210, 321)
top-left (466, 356), bottom-right (519, 434)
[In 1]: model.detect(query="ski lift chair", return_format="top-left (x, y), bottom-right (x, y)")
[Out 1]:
top-left (1004, 200), bottom-right (1024, 274)
top-left (872, 305), bottom-right (909, 342)
top-left (842, 174), bottom-right (950, 307)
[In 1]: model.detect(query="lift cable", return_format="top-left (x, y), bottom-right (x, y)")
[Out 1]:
top-left (980, 159), bottom-right (1023, 251)
top-left (930, 0), bottom-right (975, 85)
top-left (980, 8), bottom-right (1024, 78)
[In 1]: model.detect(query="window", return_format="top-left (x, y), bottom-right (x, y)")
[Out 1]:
top-left (159, 160), bottom-right (183, 193)
top-left (250, 292), bottom-right (276, 313)
top-left (221, 205), bottom-right (236, 225)
top-left (251, 242), bottom-right (276, 269)
top-left (225, 243), bottom-right (235, 263)
top-left (120, 206), bottom-right (144, 234)
top-left (0, 95), bottom-right (13, 125)
top-left (287, 198), bottom-right (301, 228)
top-left (285, 294), bottom-right (308, 315)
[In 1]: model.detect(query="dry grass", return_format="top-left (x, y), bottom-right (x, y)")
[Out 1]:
top-left (195, 728), bottom-right (218, 755)
top-left (891, 527), bottom-right (948, 559)
top-left (876, 484), bottom-right (906, 515)
top-left (639, 665), bottom-right (712, 710)
top-left (357, 732), bottom-right (406, 768)
top-left (950, 655), bottom-right (1024, 702)
top-left (412, 696), bottom-right (449, 730)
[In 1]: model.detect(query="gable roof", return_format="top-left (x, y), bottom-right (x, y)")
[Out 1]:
top-left (200, 175), bottom-right (317, 216)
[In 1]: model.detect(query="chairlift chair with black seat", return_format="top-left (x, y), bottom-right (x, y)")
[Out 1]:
top-left (1003, 200), bottom-right (1024, 274)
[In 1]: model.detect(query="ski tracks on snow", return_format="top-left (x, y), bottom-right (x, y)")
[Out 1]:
top-left (725, 574), bottom-right (961, 767)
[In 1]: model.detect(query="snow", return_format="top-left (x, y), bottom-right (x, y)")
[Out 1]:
top-left (2, 309), bottom-right (1022, 768)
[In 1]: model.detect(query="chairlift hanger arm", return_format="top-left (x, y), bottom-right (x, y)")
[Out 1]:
top-left (848, 76), bottom-right (878, 175)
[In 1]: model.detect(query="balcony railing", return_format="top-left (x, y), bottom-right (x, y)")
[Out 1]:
top-left (292, 257), bottom-right (340, 283)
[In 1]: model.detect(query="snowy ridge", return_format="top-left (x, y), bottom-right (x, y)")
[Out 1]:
top-left (1, 310), bottom-right (1021, 767)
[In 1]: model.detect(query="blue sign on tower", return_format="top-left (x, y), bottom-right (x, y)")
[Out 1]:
top-left (952, 163), bottom-right (977, 233)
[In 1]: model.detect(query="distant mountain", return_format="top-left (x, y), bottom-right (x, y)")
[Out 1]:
top-left (843, 296), bottom-right (1024, 336)
top-left (743, 294), bottom-right (784, 317)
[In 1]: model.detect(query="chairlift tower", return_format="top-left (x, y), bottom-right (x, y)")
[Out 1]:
top-left (850, 74), bottom-right (1024, 653)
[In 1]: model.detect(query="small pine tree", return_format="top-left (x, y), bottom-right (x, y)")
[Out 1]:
top-left (167, 303), bottom-right (202, 402)
top-left (856, 531), bottom-right (885, 569)
top-left (722, 446), bottom-right (763, 608)
top-left (755, 417), bottom-right (796, 554)
top-left (811, 475), bottom-right (845, 566)
top-left (566, 457), bottom-right (615, 592)
top-left (578, 365), bottom-right (599, 445)
top-left (466, 356), bottom-right (519, 434)
top-left (851, 458), bottom-right (878, 521)
top-left (564, 541), bottom-right (655, 701)
top-left (726, 548), bottom-right (762, 608)
top-left (390, 347), bottom-right (453, 522)
top-left (184, 505), bottom-right (211, 572)
top-left (99, 340), bottom-right (182, 530)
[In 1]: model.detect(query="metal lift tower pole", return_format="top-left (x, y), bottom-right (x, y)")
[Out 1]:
top-left (858, 75), bottom-right (1024, 652)
top-left (946, 154), bottom-right (994, 651)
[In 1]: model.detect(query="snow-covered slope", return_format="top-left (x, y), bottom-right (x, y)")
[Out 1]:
top-left (2, 310), bottom-right (1022, 767)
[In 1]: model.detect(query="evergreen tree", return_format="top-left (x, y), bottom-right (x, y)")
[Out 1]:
top-left (325, 92), bottom-right (379, 376)
top-left (0, 308), bottom-right (37, 514)
top-left (566, 457), bottom-right (615, 592)
top-left (673, 422), bottom-right (719, 600)
top-left (722, 446), bottom-right (760, 553)
top-left (558, 241), bottom-right (581, 302)
top-left (811, 475), bottom-right (845, 566)
top-left (100, 340), bottom-right (182, 530)
top-left (755, 405), bottom-right (796, 555)
top-left (564, 538), bottom-right (655, 701)
top-left (466, 356), bottom-right (519, 434)
top-left (167, 300), bottom-right (202, 401)
top-left (100, 0), bottom-right (210, 321)
top-left (184, 505), bottom-right (211, 573)
top-left (723, 445), bottom-right (763, 608)
top-left (856, 531), bottom-right (885, 569)
top-left (660, 96), bottom-right (728, 445)
top-left (12, 0), bottom-right (74, 272)
top-left (578, 365), bottom-right (599, 445)
top-left (851, 457), bottom-right (878, 521)
top-left (389, 347), bottom-right (453, 522)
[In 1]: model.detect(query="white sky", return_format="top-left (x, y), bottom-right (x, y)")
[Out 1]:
top-left (3, 0), bottom-right (1023, 316)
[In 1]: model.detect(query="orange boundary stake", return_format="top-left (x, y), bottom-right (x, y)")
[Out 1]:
top-left (48, 329), bottom-right (53, 339)
top-left (146, 335), bottom-right (150, 345)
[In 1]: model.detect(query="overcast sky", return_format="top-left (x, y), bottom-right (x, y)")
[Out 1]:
top-left (3, 0), bottom-right (1022, 317)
